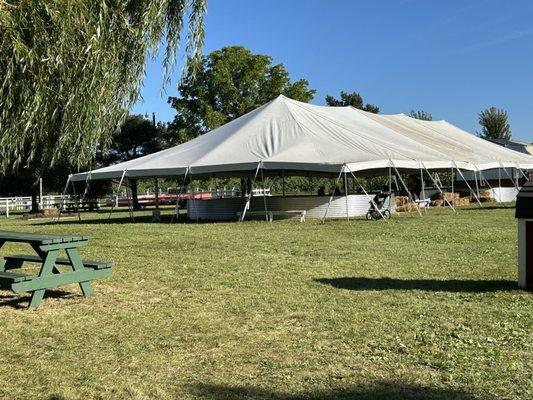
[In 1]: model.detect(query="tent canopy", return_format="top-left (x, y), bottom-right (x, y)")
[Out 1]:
top-left (71, 95), bottom-right (533, 182)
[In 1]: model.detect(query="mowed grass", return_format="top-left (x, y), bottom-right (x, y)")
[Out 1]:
top-left (0, 206), bottom-right (531, 400)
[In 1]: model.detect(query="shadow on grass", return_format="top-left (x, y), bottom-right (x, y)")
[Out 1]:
top-left (34, 214), bottom-right (237, 226)
top-left (459, 204), bottom-right (514, 211)
top-left (189, 382), bottom-right (481, 400)
top-left (0, 289), bottom-right (76, 309)
top-left (315, 277), bottom-right (517, 293)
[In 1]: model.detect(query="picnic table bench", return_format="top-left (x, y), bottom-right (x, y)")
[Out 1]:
top-left (54, 200), bottom-right (100, 213)
top-left (0, 230), bottom-right (111, 308)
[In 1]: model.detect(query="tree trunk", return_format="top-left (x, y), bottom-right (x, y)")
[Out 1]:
top-left (31, 185), bottom-right (40, 213)
top-left (130, 179), bottom-right (141, 210)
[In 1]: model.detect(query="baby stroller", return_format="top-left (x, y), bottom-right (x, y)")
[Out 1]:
top-left (366, 186), bottom-right (391, 220)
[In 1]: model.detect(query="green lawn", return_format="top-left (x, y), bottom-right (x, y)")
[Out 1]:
top-left (0, 207), bottom-right (531, 400)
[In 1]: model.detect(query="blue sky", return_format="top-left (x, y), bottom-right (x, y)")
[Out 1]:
top-left (132, 0), bottom-right (533, 142)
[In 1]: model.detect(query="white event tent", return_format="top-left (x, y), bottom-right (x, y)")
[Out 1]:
top-left (71, 95), bottom-right (533, 184)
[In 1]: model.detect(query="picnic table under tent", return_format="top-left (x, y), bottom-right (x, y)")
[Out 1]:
top-left (68, 95), bottom-right (533, 221)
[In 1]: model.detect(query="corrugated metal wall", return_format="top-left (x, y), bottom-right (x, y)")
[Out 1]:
top-left (187, 195), bottom-right (395, 220)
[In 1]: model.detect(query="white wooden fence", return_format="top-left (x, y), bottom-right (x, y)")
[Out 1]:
top-left (0, 195), bottom-right (75, 217)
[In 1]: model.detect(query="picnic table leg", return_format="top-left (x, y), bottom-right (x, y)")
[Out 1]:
top-left (29, 249), bottom-right (59, 308)
top-left (0, 240), bottom-right (5, 271)
top-left (65, 247), bottom-right (94, 297)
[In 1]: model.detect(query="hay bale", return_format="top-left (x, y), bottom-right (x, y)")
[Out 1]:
top-left (396, 203), bottom-right (419, 213)
top-left (42, 208), bottom-right (60, 217)
top-left (395, 196), bottom-right (410, 207)
top-left (430, 199), bottom-right (444, 207)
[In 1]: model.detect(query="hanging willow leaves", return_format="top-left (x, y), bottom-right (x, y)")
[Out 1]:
top-left (0, 0), bottom-right (206, 173)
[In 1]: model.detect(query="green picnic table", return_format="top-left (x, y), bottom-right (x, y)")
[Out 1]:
top-left (0, 230), bottom-right (112, 308)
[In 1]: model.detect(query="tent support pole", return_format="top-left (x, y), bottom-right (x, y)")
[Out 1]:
top-left (475, 165), bottom-right (502, 204)
top-left (171, 168), bottom-right (189, 223)
top-left (56, 175), bottom-right (71, 221)
top-left (420, 162), bottom-right (456, 213)
top-left (515, 163), bottom-right (529, 181)
top-left (70, 179), bottom-right (81, 221)
top-left (126, 179), bottom-right (135, 222)
top-left (153, 178), bottom-right (160, 222)
top-left (453, 163), bottom-right (482, 208)
top-left (108, 170), bottom-right (127, 220)
top-left (239, 162), bottom-right (262, 222)
top-left (419, 163), bottom-right (427, 215)
top-left (282, 170), bottom-right (286, 197)
top-left (346, 166), bottom-right (388, 223)
top-left (260, 165), bottom-right (268, 221)
top-left (500, 162), bottom-right (520, 190)
top-left (474, 168), bottom-right (480, 202)
top-left (321, 167), bottom-right (344, 223)
top-left (344, 171), bottom-right (349, 221)
top-left (451, 167), bottom-right (455, 208)
top-left (391, 161), bottom-right (423, 217)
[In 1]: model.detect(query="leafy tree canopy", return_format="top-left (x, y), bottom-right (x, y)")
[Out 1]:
top-left (325, 91), bottom-right (379, 113)
top-left (0, 0), bottom-right (206, 174)
top-left (106, 114), bottom-right (167, 164)
top-left (478, 107), bottom-right (511, 140)
top-left (409, 110), bottom-right (433, 121)
top-left (168, 46), bottom-right (316, 141)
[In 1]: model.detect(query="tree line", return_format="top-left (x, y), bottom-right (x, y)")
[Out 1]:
top-left (0, 29), bottom-right (515, 206)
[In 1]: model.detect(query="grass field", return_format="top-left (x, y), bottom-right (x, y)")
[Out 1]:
top-left (0, 206), bottom-right (531, 400)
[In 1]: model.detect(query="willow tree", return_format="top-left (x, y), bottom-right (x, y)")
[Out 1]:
top-left (0, 0), bottom-right (206, 178)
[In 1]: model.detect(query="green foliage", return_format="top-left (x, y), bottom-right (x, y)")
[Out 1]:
top-left (0, 0), bottom-right (206, 173)
top-left (478, 107), bottom-right (511, 140)
top-left (168, 46), bottom-right (316, 142)
top-left (325, 91), bottom-right (379, 113)
top-left (106, 114), bottom-right (167, 164)
top-left (409, 110), bottom-right (433, 121)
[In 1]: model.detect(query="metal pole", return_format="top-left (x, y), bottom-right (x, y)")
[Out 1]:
top-left (474, 169), bottom-right (480, 201)
top-left (171, 168), bottom-right (189, 223)
top-left (421, 162), bottom-right (456, 212)
top-left (70, 179), bottom-right (81, 221)
top-left (514, 163), bottom-right (529, 181)
top-left (282, 170), bottom-right (285, 197)
top-left (321, 167), bottom-right (344, 223)
top-left (453, 163), bottom-right (482, 208)
top-left (419, 163), bottom-right (427, 214)
top-left (344, 171), bottom-right (349, 221)
top-left (260, 165), bottom-right (269, 221)
top-left (239, 162), bottom-right (261, 222)
top-left (451, 167), bottom-right (455, 208)
top-left (346, 166), bottom-right (389, 223)
top-left (108, 170), bottom-right (127, 220)
top-left (476, 166), bottom-right (502, 204)
top-left (500, 162), bottom-right (520, 190)
top-left (391, 161), bottom-right (423, 217)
